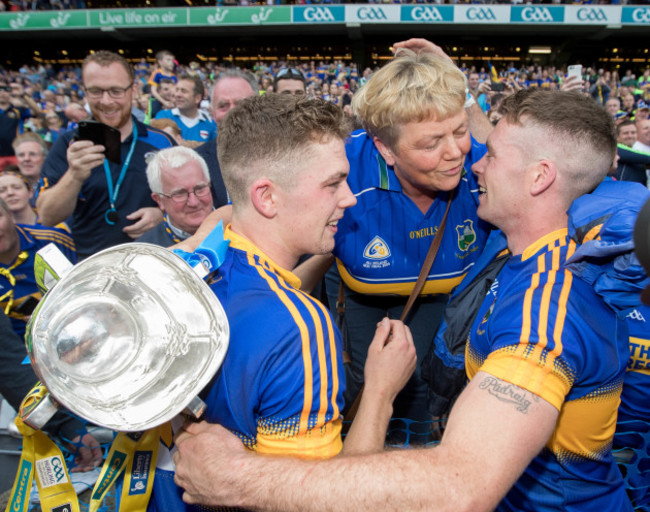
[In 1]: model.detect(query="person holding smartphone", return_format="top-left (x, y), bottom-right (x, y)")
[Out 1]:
top-left (35, 51), bottom-right (176, 259)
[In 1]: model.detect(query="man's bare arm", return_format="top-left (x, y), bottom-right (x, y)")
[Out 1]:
top-left (174, 371), bottom-right (557, 511)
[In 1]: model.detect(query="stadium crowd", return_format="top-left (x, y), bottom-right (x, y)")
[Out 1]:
top-left (0, 41), bottom-right (649, 511)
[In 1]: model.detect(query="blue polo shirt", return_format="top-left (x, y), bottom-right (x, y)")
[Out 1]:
top-left (155, 108), bottom-right (216, 143)
top-left (37, 117), bottom-right (175, 258)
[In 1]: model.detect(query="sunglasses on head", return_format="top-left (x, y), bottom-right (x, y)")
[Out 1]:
top-left (276, 68), bottom-right (304, 80)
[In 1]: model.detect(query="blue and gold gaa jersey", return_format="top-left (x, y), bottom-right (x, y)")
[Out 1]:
top-left (466, 228), bottom-right (631, 511)
top-left (204, 227), bottom-right (344, 458)
top-left (619, 304), bottom-right (650, 425)
top-left (334, 130), bottom-right (490, 297)
top-left (0, 224), bottom-right (76, 339)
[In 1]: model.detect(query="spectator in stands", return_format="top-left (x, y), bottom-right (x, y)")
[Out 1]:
top-left (622, 92), bottom-right (637, 118)
top-left (140, 146), bottom-right (213, 247)
top-left (616, 121), bottom-right (650, 185)
top-left (43, 111), bottom-right (65, 143)
top-left (145, 77), bottom-right (175, 123)
top-left (209, 69), bottom-right (258, 126)
top-left (0, 80), bottom-right (30, 170)
top-left (194, 68), bottom-right (257, 209)
top-left (36, 50), bottom-right (175, 259)
top-left (63, 101), bottom-right (90, 131)
top-left (0, 169), bottom-right (37, 225)
top-left (155, 74), bottom-right (215, 148)
top-left (12, 132), bottom-right (47, 197)
top-left (634, 118), bottom-right (650, 154)
top-left (0, 196), bottom-right (75, 339)
top-left (605, 96), bottom-right (621, 119)
top-left (618, 119), bottom-right (637, 146)
top-left (148, 50), bottom-right (176, 111)
top-left (273, 67), bottom-right (306, 96)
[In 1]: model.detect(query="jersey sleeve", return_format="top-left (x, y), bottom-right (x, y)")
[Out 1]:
top-left (478, 274), bottom-right (579, 411)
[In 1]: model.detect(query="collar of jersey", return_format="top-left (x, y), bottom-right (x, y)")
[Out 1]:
top-left (224, 225), bottom-right (301, 289)
top-left (520, 227), bottom-right (568, 262)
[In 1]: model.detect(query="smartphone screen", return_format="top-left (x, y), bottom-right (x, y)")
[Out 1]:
top-left (77, 121), bottom-right (122, 165)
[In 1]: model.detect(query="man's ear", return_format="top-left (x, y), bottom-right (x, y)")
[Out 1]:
top-left (250, 178), bottom-right (277, 219)
top-left (529, 159), bottom-right (557, 196)
top-left (373, 136), bottom-right (397, 167)
top-left (152, 193), bottom-right (165, 213)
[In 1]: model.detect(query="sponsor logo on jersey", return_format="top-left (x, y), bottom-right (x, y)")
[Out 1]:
top-left (363, 236), bottom-right (391, 260)
top-left (627, 309), bottom-right (646, 322)
top-left (456, 220), bottom-right (477, 252)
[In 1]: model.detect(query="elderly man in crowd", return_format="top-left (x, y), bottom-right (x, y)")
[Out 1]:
top-left (139, 146), bottom-right (214, 247)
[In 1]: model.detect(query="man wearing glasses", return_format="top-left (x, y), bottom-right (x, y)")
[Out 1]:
top-left (140, 146), bottom-right (214, 247)
top-left (273, 67), bottom-right (307, 96)
top-left (36, 50), bottom-right (176, 259)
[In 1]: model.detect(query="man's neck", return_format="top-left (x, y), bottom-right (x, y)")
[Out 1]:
top-left (505, 214), bottom-right (568, 257)
top-left (179, 106), bottom-right (198, 119)
top-left (230, 218), bottom-right (298, 272)
top-left (0, 100), bottom-right (10, 110)
top-left (14, 208), bottom-right (37, 226)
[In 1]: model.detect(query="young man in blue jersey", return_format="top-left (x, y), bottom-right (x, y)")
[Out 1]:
top-left (148, 94), bottom-right (416, 510)
top-left (172, 90), bottom-right (634, 511)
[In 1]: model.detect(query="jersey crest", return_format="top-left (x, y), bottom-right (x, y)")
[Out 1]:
top-left (363, 236), bottom-right (391, 260)
top-left (456, 220), bottom-right (477, 252)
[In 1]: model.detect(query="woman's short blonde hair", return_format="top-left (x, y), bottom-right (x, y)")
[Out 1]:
top-left (352, 51), bottom-right (466, 150)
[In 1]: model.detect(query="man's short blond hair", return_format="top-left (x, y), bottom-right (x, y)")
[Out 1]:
top-left (352, 51), bottom-right (466, 150)
top-left (217, 94), bottom-right (350, 210)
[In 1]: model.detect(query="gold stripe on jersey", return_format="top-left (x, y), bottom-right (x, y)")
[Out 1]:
top-left (337, 259), bottom-right (464, 297)
top-left (20, 225), bottom-right (75, 251)
top-left (248, 253), bottom-right (314, 436)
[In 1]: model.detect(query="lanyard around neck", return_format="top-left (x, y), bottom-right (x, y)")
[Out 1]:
top-left (103, 122), bottom-right (138, 225)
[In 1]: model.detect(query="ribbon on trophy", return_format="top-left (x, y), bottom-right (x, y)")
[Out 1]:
top-left (5, 383), bottom-right (80, 512)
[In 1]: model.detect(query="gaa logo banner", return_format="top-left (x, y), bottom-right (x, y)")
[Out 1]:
top-left (293, 6), bottom-right (344, 23)
top-left (565, 6), bottom-right (616, 24)
top-left (456, 5), bottom-right (509, 23)
top-left (345, 5), bottom-right (400, 23)
top-left (401, 5), bottom-right (453, 23)
top-left (511, 6), bottom-right (564, 23)
top-left (622, 6), bottom-right (650, 23)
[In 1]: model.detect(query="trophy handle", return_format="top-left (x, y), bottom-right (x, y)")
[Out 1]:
top-left (34, 243), bottom-right (75, 293)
